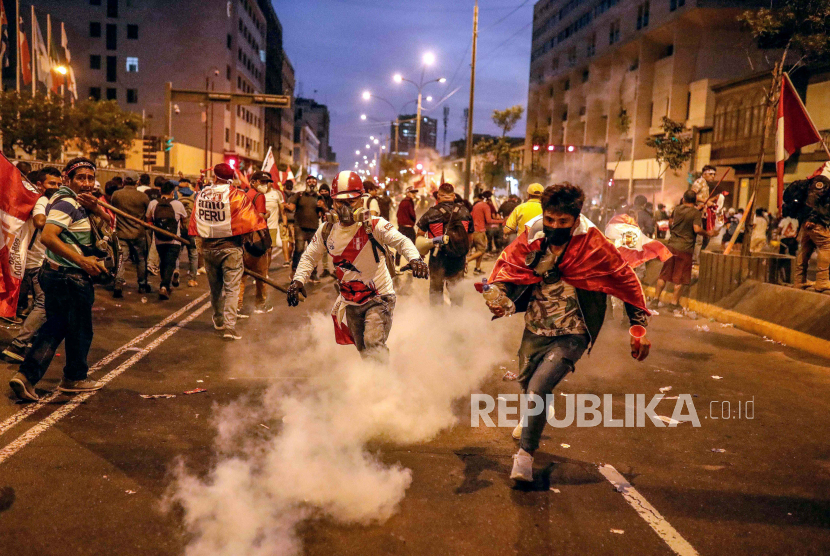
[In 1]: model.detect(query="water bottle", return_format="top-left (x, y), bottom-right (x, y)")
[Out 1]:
top-left (482, 279), bottom-right (514, 313)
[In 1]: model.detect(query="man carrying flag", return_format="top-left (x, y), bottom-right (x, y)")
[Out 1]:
top-left (189, 163), bottom-right (266, 340)
top-left (478, 184), bottom-right (651, 482)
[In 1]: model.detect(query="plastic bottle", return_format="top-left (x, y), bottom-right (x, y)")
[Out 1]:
top-left (482, 279), bottom-right (513, 312)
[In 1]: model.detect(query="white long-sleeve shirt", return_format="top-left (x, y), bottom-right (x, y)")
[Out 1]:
top-left (294, 217), bottom-right (421, 304)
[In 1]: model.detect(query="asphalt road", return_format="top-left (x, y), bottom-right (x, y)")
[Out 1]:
top-left (0, 255), bottom-right (829, 556)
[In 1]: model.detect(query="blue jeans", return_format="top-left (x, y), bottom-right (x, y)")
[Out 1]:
top-left (12, 267), bottom-right (46, 349)
top-left (203, 246), bottom-right (243, 330)
top-left (116, 235), bottom-right (149, 287)
top-left (516, 331), bottom-right (589, 453)
top-left (20, 266), bottom-right (95, 385)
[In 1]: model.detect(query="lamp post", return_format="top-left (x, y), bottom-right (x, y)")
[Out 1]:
top-left (393, 53), bottom-right (446, 167)
top-left (362, 91), bottom-right (403, 155)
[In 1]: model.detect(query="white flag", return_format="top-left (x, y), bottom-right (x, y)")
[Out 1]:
top-left (261, 146), bottom-right (274, 172)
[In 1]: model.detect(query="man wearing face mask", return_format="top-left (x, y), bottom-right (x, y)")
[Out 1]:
top-left (478, 184), bottom-right (651, 483)
top-left (286, 175), bottom-right (321, 282)
top-left (287, 171), bottom-right (428, 360)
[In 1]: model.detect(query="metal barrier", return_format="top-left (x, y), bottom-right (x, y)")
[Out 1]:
top-left (10, 158), bottom-right (195, 187)
top-left (696, 251), bottom-right (793, 304)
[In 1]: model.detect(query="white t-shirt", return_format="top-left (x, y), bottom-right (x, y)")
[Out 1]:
top-left (264, 189), bottom-right (282, 230)
top-left (25, 196), bottom-right (50, 270)
top-left (365, 196), bottom-right (380, 215)
top-left (146, 198), bottom-right (188, 245)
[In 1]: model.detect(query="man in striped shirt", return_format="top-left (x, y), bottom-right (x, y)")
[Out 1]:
top-left (9, 158), bottom-right (112, 402)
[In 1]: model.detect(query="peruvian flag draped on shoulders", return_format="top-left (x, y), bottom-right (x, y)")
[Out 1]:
top-left (776, 72), bottom-right (823, 211)
top-left (482, 214), bottom-right (649, 312)
top-left (0, 155), bottom-right (43, 317)
top-left (188, 182), bottom-right (266, 238)
top-left (604, 214), bottom-right (672, 268)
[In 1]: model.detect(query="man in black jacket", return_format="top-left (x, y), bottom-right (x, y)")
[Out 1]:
top-left (483, 183), bottom-right (650, 483)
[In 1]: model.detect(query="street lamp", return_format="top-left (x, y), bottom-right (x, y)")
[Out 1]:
top-left (373, 139), bottom-right (379, 145)
top-left (392, 54), bottom-right (446, 166)
top-left (360, 114), bottom-right (367, 121)
top-left (362, 90), bottom-right (371, 100)
top-left (356, 150), bottom-right (361, 155)
top-left (54, 65), bottom-right (68, 75)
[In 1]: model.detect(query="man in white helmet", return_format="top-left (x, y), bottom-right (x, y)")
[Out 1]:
top-left (287, 171), bottom-right (428, 360)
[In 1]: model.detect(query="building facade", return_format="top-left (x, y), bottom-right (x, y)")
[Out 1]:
top-left (394, 114), bottom-right (438, 157)
top-left (526, 0), bottom-right (772, 206)
top-left (294, 97), bottom-right (335, 163)
top-left (257, 0), bottom-right (294, 168)
top-left (22, 0), bottom-right (274, 175)
top-left (293, 123), bottom-right (320, 175)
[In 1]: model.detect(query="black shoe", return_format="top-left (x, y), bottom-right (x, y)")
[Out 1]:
top-left (113, 288), bottom-right (123, 299)
top-left (158, 286), bottom-right (170, 300)
top-left (138, 283), bottom-right (151, 294)
top-left (2, 343), bottom-right (26, 362)
top-left (172, 272), bottom-right (180, 288)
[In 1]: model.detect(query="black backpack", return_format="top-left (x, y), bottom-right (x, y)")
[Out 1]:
top-left (152, 198), bottom-right (179, 240)
top-left (378, 194), bottom-right (393, 220)
top-left (439, 204), bottom-right (471, 258)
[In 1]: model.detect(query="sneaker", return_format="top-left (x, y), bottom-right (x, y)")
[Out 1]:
top-left (58, 378), bottom-right (104, 393)
top-left (253, 305), bottom-right (274, 314)
top-left (138, 283), bottom-right (151, 294)
top-left (113, 288), bottom-right (123, 299)
top-left (172, 271), bottom-right (180, 288)
top-left (237, 312), bottom-right (250, 320)
top-left (510, 449), bottom-right (534, 482)
top-left (158, 286), bottom-right (170, 300)
top-left (9, 373), bottom-right (39, 401)
top-left (512, 421), bottom-right (523, 440)
top-left (282, 262), bottom-right (291, 267)
top-left (473, 268), bottom-right (485, 275)
top-left (3, 343), bottom-right (27, 362)
top-left (196, 267), bottom-right (207, 275)
top-left (187, 279), bottom-right (198, 288)
top-left (212, 315), bottom-right (224, 330)
top-left (223, 328), bottom-right (242, 340)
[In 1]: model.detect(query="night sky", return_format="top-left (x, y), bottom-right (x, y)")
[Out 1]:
top-left (276, 0), bottom-right (534, 173)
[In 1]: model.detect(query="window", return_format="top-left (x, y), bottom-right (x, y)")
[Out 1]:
top-left (609, 20), bottom-right (620, 44)
top-left (227, 34), bottom-right (232, 49)
top-left (582, 69), bottom-right (590, 83)
top-left (106, 24), bottom-right (117, 50)
top-left (106, 55), bottom-right (116, 82)
top-left (107, 0), bottom-right (118, 18)
top-left (636, 2), bottom-right (650, 30)
top-left (669, 0), bottom-right (685, 11)
top-left (225, 128), bottom-right (230, 142)
top-left (90, 55), bottom-right (101, 69)
top-left (551, 57), bottom-right (559, 70)
top-left (587, 33), bottom-right (596, 57)
top-left (127, 24), bottom-right (138, 39)
top-left (127, 89), bottom-right (138, 103)
top-left (91, 0), bottom-right (101, 4)
top-left (226, 65), bottom-right (231, 80)
top-left (126, 57), bottom-right (138, 72)
top-left (90, 22), bottom-right (101, 38)
top-left (106, 87), bottom-right (117, 100)
top-left (567, 47), bottom-right (577, 66)
top-left (563, 79), bottom-right (570, 91)
top-left (89, 87), bottom-right (101, 100)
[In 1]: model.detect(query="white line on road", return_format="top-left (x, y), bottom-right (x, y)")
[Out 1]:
top-left (0, 293), bottom-right (209, 438)
top-left (0, 301), bottom-right (211, 466)
top-left (598, 464), bottom-right (700, 556)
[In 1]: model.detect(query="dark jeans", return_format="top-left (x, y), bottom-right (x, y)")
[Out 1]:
top-left (428, 253), bottom-right (465, 306)
top-left (396, 226), bottom-right (417, 265)
top-left (20, 266), bottom-right (95, 386)
top-left (156, 243), bottom-right (182, 289)
top-left (12, 267), bottom-right (46, 349)
top-left (116, 235), bottom-right (149, 287)
top-left (516, 331), bottom-right (589, 453)
top-left (292, 226), bottom-right (317, 271)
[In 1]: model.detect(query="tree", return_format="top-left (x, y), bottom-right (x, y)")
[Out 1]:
top-left (644, 117), bottom-right (693, 177)
top-left (0, 91), bottom-right (72, 159)
top-left (73, 100), bottom-right (142, 163)
top-left (735, 0), bottom-right (830, 255)
top-left (0, 92), bottom-right (25, 157)
top-left (492, 105), bottom-right (524, 137)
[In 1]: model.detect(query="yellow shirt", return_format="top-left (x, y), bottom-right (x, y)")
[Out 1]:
top-left (504, 198), bottom-right (542, 233)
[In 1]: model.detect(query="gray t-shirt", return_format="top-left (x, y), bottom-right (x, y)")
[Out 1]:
top-left (667, 204), bottom-right (702, 253)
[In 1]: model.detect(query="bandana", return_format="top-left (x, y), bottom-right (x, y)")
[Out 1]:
top-left (65, 160), bottom-right (96, 175)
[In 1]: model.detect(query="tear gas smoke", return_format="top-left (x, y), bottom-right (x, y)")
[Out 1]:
top-left (169, 297), bottom-right (512, 555)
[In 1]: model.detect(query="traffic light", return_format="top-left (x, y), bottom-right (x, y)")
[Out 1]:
top-left (224, 154), bottom-right (238, 169)
top-left (164, 137), bottom-right (174, 152)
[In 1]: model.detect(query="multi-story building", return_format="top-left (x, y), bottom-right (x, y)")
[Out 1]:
top-left (394, 114), bottom-right (437, 157)
top-left (294, 97), bottom-right (335, 163)
top-left (257, 0), bottom-right (294, 168)
top-left (21, 0), bottom-right (272, 175)
top-left (293, 123), bottom-right (320, 175)
top-left (525, 0), bottom-right (772, 206)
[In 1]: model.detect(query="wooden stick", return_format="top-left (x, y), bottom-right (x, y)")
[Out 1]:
top-left (704, 168), bottom-right (732, 204)
top-left (98, 199), bottom-right (295, 296)
top-left (723, 191), bottom-right (755, 256)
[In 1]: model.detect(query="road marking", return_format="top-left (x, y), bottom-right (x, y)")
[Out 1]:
top-left (0, 293), bottom-right (209, 438)
top-left (0, 301), bottom-right (210, 466)
top-left (598, 464), bottom-right (699, 556)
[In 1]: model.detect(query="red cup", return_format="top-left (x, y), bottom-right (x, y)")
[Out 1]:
top-left (629, 325), bottom-right (647, 351)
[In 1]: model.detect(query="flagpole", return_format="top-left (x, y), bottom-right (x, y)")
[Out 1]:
top-left (46, 13), bottom-right (51, 98)
top-left (30, 5), bottom-right (34, 96)
top-left (15, 0), bottom-right (20, 92)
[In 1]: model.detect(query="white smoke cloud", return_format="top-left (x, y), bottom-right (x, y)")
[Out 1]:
top-left (168, 292), bottom-right (513, 555)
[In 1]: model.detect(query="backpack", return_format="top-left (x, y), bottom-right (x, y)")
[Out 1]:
top-left (152, 198), bottom-right (179, 241)
top-left (782, 179), bottom-right (810, 221)
top-left (377, 194), bottom-right (393, 220)
top-left (438, 204), bottom-right (471, 258)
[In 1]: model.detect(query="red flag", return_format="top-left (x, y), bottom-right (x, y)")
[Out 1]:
top-left (479, 215), bottom-right (649, 313)
top-left (18, 18), bottom-right (31, 85)
top-left (188, 183), bottom-right (266, 239)
top-left (776, 73), bottom-right (822, 210)
top-left (604, 214), bottom-right (672, 268)
top-left (0, 155), bottom-right (42, 317)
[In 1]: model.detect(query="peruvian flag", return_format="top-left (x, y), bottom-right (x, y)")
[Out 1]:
top-left (0, 155), bottom-right (43, 318)
top-left (479, 214), bottom-right (649, 313)
top-left (261, 146), bottom-right (280, 186)
top-left (604, 214), bottom-right (672, 268)
top-left (776, 72), bottom-right (823, 210)
top-left (188, 182), bottom-right (266, 239)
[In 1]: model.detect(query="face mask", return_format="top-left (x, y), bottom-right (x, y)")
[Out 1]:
top-left (544, 225), bottom-right (572, 246)
top-left (335, 202), bottom-right (361, 226)
top-left (256, 185), bottom-right (268, 193)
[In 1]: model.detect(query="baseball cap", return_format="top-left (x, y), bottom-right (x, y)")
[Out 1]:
top-left (213, 163), bottom-right (235, 181)
top-left (527, 183), bottom-right (544, 196)
top-left (250, 171), bottom-right (273, 183)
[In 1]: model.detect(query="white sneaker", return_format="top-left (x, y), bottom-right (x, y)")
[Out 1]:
top-left (510, 449), bottom-right (534, 482)
top-left (197, 267), bottom-right (207, 275)
top-left (512, 421), bottom-right (523, 440)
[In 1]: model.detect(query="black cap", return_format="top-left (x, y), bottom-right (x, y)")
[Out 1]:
top-left (250, 171), bottom-right (273, 183)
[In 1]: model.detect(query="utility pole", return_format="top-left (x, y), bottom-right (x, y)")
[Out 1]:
top-left (415, 91), bottom-right (422, 165)
top-left (464, 0), bottom-right (479, 201)
top-left (443, 106), bottom-right (449, 157)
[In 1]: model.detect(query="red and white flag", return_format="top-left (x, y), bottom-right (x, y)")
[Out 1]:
top-left (188, 182), bottom-right (266, 239)
top-left (0, 154), bottom-right (42, 318)
top-left (604, 214), bottom-right (672, 268)
top-left (776, 72), bottom-right (823, 210)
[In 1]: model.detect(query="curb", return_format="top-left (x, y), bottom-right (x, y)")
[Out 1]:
top-left (644, 287), bottom-right (830, 360)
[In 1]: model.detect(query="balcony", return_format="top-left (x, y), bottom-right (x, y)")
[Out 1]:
top-left (709, 103), bottom-right (774, 165)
